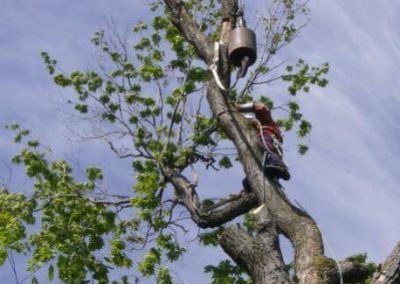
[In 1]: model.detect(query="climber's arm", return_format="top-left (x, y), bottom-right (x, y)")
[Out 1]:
top-left (236, 102), bottom-right (255, 113)
top-left (236, 101), bottom-right (275, 127)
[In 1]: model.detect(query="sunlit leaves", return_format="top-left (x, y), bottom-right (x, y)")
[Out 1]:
top-left (139, 64), bottom-right (164, 81)
top-left (192, 116), bottom-right (216, 146)
top-left (243, 213), bottom-right (257, 235)
top-left (139, 248), bottom-right (161, 276)
top-left (110, 239), bottom-right (132, 267)
top-left (134, 171), bottom-right (160, 194)
top-left (0, 189), bottom-right (35, 260)
top-left (4, 130), bottom-right (120, 282)
top-left (139, 235), bottom-right (184, 279)
top-left (283, 60), bottom-right (329, 95)
top-left (156, 267), bottom-right (173, 284)
top-left (156, 234), bottom-right (185, 261)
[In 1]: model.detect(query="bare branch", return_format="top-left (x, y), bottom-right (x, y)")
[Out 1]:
top-left (33, 193), bottom-right (131, 212)
top-left (7, 250), bottom-right (19, 284)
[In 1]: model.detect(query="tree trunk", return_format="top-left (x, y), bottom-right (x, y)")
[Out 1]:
top-left (221, 224), bottom-right (290, 283)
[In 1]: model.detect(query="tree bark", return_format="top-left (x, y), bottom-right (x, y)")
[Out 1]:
top-left (220, 224), bottom-right (290, 283)
top-left (371, 242), bottom-right (400, 284)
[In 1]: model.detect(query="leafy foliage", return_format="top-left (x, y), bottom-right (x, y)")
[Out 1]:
top-left (204, 260), bottom-right (253, 284)
top-left (199, 227), bottom-right (224, 247)
top-left (0, 189), bottom-right (35, 265)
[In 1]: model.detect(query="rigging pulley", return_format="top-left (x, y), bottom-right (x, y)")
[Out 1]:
top-left (210, 0), bottom-right (257, 91)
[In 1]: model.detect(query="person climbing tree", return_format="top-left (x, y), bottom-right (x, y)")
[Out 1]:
top-left (237, 101), bottom-right (290, 181)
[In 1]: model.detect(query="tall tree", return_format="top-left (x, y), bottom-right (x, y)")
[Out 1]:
top-left (2, 0), bottom-right (399, 283)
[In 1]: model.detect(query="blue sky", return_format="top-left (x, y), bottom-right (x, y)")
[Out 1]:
top-left (1, 0), bottom-right (400, 283)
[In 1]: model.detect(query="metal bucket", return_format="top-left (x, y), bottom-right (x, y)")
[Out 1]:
top-left (228, 27), bottom-right (257, 67)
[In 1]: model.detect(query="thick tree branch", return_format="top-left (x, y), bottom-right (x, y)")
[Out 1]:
top-left (197, 191), bottom-right (258, 228)
top-left (163, 0), bottom-right (213, 63)
top-left (220, 224), bottom-right (290, 283)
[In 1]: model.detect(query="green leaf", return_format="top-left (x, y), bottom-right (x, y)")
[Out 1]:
top-left (86, 167), bottom-right (103, 181)
top-left (243, 213), bottom-right (257, 234)
top-left (48, 264), bottom-right (55, 281)
top-left (204, 260), bottom-right (251, 284)
top-left (298, 144), bottom-right (309, 155)
top-left (14, 129), bottom-right (30, 143)
top-left (156, 267), bottom-right (173, 284)
top-left (219, 156), bottom-right (233, 169)
top-left (28, 140), bottom-right (40, 148)
top-left (0, 248), bottom-right (7, 266)
top-left (297, 120), bottom-right (312, 138)
top-left (53, 74), bottom-right (71, 87)
top-left (199, 228), bottom-right (223, 247)
top-left (75, 104), bottom-right (88, 113)
top-left (139, 248), bottom-right (161, 277)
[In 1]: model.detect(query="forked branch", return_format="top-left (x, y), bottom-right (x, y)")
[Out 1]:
top-left (162, 167), bottom-right (257, 228)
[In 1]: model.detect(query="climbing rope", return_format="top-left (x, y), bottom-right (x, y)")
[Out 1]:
top-left (209, 42), bottom-right (240, 91)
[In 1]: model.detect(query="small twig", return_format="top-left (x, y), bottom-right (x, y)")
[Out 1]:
top-left (8, 250), bottom-right (19, 284)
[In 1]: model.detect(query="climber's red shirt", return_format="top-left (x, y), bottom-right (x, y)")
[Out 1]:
top-left (253, 104), bottom-right (282, 143)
